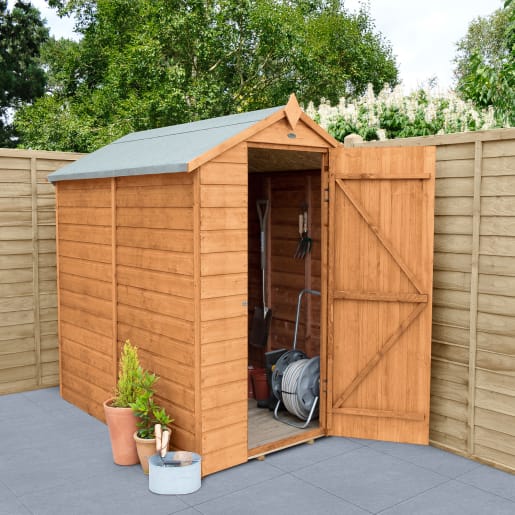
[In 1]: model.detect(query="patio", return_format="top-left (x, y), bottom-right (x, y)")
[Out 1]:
top-left (1, 387), bottom-right (515, 515)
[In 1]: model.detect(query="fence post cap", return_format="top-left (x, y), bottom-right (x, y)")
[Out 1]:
top-left (343, 133), bottom-right (364, 147)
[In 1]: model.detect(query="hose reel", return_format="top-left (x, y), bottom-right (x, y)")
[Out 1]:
top-left (271, 289), bottom-right (321, 429)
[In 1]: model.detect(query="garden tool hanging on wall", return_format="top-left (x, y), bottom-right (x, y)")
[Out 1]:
top-left (294, 204), bottom-right (312, 259)
top-left (249, 199), bottom-right (272, 348)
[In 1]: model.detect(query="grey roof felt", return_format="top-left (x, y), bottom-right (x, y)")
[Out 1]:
top-left (48, 105), bottom-right (284, 183)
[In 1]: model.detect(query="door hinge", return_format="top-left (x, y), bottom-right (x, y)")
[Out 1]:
top-left (323, 188), bottom-right (329, 202)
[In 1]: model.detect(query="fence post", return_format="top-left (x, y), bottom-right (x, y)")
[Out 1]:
top-left (30, 156), bottom-right (41, 386)
top-left (467, 139), bottom-right (483, 456)
top-left (343, 134), bottom-right (364, 148)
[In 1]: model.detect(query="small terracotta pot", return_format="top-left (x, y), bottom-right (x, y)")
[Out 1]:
top-left (134, 432), bottom-right (157, 474)
top-left (251, 368), bottom-right (269, 401)
top-left (103, 398), bottom-right (139, 465)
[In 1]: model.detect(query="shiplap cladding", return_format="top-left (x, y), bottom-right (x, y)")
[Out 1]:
top-left (198, 143), bottom-right (249, 476)
top-left (345, 129), bottom-right (515, 472)
top-left (115, 173), bottom-right (196, 453)
top-left (0, 149), bottom-right (82, 395)
top-left (57, 178), bottom-right (114, 419)
top-left (56, 174), bottom-right (198, 440)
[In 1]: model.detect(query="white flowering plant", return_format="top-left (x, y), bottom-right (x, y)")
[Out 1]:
top-left (305, 84), bottom-right (503, 142)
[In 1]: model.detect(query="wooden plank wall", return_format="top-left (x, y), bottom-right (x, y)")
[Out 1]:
top-left (345, 128), bottom-right (515, 473)
top-left (198, 143), bottom-right (249, 475)
top-left (0, 149), bottom-right (82, 395)
top-left (57, 179), bottom-right (114, 420)
top-left (115, 174), bottom-right (196, 453)
top-left (271, 172), bottom-right (321, 357)
top-left (248, 171), bottom-right (321, 363)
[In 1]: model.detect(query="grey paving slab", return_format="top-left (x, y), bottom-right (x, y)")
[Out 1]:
top-left (174, 509), bottom-right (204, 515)
top-left (379, 479), bottom-right (515, 515)
top-left (0, 391), bottom-right (49, 421)
top-left (19, 468), bottom-right (189, 515)
top-left (2, 388), bottom-right (514, 515)
top-left (264, 436), bottom-right (363, 472)
top-left (0, 481), bottom-right (29, 515)
top-left (364, 439), bottom-right (481, 478)
top-left (0, 416), bottom-right (108, 459)
top-left (292, 445), bottom-right (447, 513)
top-left (0, 497), bottom-right (31, 515)
top-left (21, 387), bottom-right (73, 410)
top-left (0, 432), bottom-right (117, 496)
top-left (193, 473), bottom-right (368, 515)
top-left (457, 462), bottom-right (515, 502)
top-left (24, 388), bottom-right (104, 431)
top-left (0, 389), bottom-right (104, 456)
top-left (180, 458), bottom-right (284, 506)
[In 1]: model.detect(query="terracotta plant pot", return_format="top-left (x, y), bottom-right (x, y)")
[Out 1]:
top-left (103, 398), bottom-right (139, 465)
top-left (251, 368), bottom-right (269, 401)
top-left (134, 432), bottom-right (157, 474)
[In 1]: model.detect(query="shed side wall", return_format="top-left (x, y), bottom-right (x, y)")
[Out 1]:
top-left (115, 173), bottom-right (196, 452)
top-left (345, 128), bottom-right (515, 473)
top-left (0, 150), bottom-right (82, 395)
top-left (199, 143), bottom-right (249, 476)
top-left (57, 178), bottom-right (114, 420)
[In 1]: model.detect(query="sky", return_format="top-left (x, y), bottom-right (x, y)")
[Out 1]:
top-left (26, 0), bottom-right (504, 93)
top-left (344, 0), bottom-right (503, 92)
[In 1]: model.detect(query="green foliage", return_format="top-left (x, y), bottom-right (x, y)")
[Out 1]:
top-left (454, 3), bottom-right (514, 126)
top-left (129, 372), bottom-right (174, 439)
top-left (0, 1), bottom-right (48, 146)
top-left (16, 0), bottom-right (398, 152)
top-left (112, 340), bottom-right (174, 436)
top-left (112, 340), bottom-right (143, 408)
top-left (307, 84), bottom-right (501, 143)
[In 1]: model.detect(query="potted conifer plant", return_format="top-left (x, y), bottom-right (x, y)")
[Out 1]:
top-left (130, 372), bottom-right (174, 474)
top-left (103, 340), bottom-right (143, 466)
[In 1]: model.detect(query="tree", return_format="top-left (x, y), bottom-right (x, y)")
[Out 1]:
top-left (453, 2), bottom-right (514, 125)
top-left (15, 0), bottom-right (398, 152)
top-left (0, 1), bottom-right (48, 147)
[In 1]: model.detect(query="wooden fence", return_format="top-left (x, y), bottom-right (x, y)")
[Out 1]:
top-left (0, 149), bottom-right (83, 394)
top-left (345, 128), bottom-right (515, 473)
top-left (2, 128), bottom-right (515, 473)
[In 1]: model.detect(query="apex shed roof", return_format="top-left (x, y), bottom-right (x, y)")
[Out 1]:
top-left (48, 105), bottom-right (284, 183)
top-left (48, 95), bottom-right (338, 183)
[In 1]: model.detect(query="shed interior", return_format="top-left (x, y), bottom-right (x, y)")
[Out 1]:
top-left (246, 147), bottom-right (325, 452)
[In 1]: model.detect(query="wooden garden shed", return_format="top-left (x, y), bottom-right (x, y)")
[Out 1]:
top-left (48, 95), bottom-right (436, 476)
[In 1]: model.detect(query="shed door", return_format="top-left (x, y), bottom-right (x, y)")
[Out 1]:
top-left (326, 146), bottom-right (435, 444)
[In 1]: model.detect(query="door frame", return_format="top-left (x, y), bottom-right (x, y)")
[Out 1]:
top-left (246, 145), bottom-right (330, 457)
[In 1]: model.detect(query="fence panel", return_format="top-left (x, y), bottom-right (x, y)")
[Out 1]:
top-left (0, 149), bottom-right (82, 394)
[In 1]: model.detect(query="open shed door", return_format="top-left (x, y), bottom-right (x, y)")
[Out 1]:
top-left (327, 146), bottom-right (435, 444)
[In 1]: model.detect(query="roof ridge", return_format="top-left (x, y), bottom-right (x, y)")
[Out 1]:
top-left (113, 105), bottom-right (285, 145)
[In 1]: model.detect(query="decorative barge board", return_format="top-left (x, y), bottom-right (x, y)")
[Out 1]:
top-left (48, 95), bottom-right (436, 476)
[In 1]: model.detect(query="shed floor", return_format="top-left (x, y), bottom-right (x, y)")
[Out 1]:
top-left (247, 398), bottom-right (320, 451)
